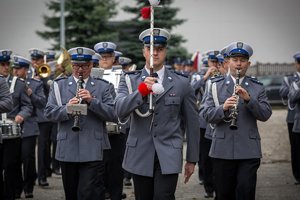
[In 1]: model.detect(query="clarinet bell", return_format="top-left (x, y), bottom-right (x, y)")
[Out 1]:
top-left (229, 118), bottom-right (238, 130)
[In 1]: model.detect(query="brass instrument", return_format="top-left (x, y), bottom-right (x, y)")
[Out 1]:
top-left (56, 48), bottom-right (72, 78)
top-left (72, 73), bottom-right (84, 132)
top-left (229, 69), bottom-right (241, 130)
top-left (36, 55), bottom-right (51, 78)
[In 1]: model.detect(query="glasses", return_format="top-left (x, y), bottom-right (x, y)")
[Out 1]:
top-left (100, 55), bottom-right (114, 60)
top-left (72, 64), bottom-right (91, 70)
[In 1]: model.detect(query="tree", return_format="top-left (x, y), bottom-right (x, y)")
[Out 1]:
top-left (117, 0), bottom-right (189, 68)
top-left (37, 0), bottom-right (118, 50)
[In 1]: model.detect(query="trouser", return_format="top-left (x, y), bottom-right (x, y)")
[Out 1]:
top-left (60, 161), bottom-right (105, 200)
top-left (287, 123), bottom-right (300, 181)
top-left (197, 128), bottom-right (205, 182)
top-left (212, 158), bottom-right (260, 200)
top-left (199, 129), bottom-right (214, 193)
top-left (16, 136), bottom-right (37, 195)
top-left (132, 153), bottom-right (178, 200)
top-left (103, 134), bottom-right (126, 200)
top-left (38, 122), bottom-right (56, 181)
top-left (3, 138), bottom-right (21, 200)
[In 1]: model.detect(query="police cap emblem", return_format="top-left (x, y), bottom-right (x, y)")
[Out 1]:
top-left (103, 42), bottom-right (108, 48)
top-left (237, 42), bottom-right (243, 49)
top-left (2, 51), bottom-right (7, 56)
top-left (33, 49), bottom-right (38, 55)
top-left (77, 48), bottom-right (83, 55)
top-left (14, 56), bottom-right (18, 62)
top-left (153, 29), bottom-right (160, 36)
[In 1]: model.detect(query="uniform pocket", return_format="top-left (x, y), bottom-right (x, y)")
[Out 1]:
top-left (171, 138), bottom-right (183, 149)
top-left (57, 131), bottom-right (67, 140)
top-left (127, 137), bottom-right (138, 147)
top-left (165, 97), bottom-right (181, 118)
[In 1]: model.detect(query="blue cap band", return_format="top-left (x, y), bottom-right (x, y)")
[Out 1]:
top-left (142, 36), bottom-right (167, 44)
top-left (229, 49), bottom-right (249, 57)
top-left (71, 54), bottom-right (92, 61)
top-left (0, 55), bottom-right (10, 62)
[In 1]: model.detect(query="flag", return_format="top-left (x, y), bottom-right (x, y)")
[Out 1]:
top-left (191, 51), bottom-right (200, 72)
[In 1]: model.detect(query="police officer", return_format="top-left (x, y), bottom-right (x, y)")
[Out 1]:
top-left (0, 50), bottom-right (33, 200)
top-left (92, 53), bottom-right (101, 68)
top-left (94, 42), bottom-right (126, 200)
top-left (0, 49), bottom-right (14, 199)
top-left (45, 47), bottom-right (116, 200)
top-left (202, 42), bottom-right (272, 200)
top-left (283, 52), bottom-right (300, 184)
top-left (115, 28), bottom-right (200, 200)
top-left (12, 55), bottom-right (46, 198)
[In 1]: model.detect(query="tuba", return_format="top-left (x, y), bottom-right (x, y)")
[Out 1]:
top-left (55, 48), bottom-right (72, 78)
top-left (229, 69), bottom-right (241, 130)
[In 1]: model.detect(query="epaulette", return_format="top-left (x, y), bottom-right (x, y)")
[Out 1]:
top-left (54, 76), bottom-right (67, 81)
top-left (210, 75), bottom-right (224, 83)
top-left (30, 77), bottom-right (41, 82)
top-left (173, 71), bottom-right (188, 78)
top-left (93, 77), bottom-right (110, 84)
top-left (124, 70), bottom-right (142, 75)
top-left (17, 77), bottom-right (25, 82)
top-left (0, 75), bottom-right (3, 78)
top-left (247, 76), bottom-right (263, 85)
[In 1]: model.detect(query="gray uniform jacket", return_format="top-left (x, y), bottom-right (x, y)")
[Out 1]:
top-left (22, 78), bottom-right (46, 138)
top-left (44, 76), bottom-right (116, 162)
top-left (202, 75), bottom-right (272, 159)
top-left (0, 77), bottom-right (13, 143)
top-left (115, 68), bottom-right (200, 177)
top-left (6, 76), bottom-right (33, 120)
top-left (279, 73), bottom-right (299, 123)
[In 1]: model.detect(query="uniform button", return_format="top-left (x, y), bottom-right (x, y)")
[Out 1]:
top-left (155, 112), bottom-right (158, 115)
top-left (154, 123), bottom-right (157, 127)
top-left (153, 135), bottom-right (157, 137)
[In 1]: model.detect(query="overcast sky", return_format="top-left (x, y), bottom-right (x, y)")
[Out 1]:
top-left (1, 0), bottom-right (300, 63)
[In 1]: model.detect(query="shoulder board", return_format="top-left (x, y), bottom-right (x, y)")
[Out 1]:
top-left (17, 78), bottom-right (25, 82)
top-left (30, 78), bottom-right (41, 82)
top-left (93, 77), bottom-right (109, 84)
top-left (0, 75), bottom-right (3, 78)
top-left (247, 76), bottom-right (263, 85)
top-left (54, 76), bottom-right (67, 81)
top-left (210, 75), bottom-right (224, 83)
top-left (124, 70), bottom-right (142, 75)
top-left (174, 71), bottom-right (188, 78)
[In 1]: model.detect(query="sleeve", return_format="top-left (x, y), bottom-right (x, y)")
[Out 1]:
top-left (30, 82), bottom-right (47, 109)
top-left (288, 81), bottom-right (300, 104)
top-left (18, 83), bottom-right (33, 119)
top-left (0, 78), bottom-right (13, 113)
top-left (279, 76), bottom-right (290, 99)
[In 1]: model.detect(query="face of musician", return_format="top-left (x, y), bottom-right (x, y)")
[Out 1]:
top-left (0, 61), bottom-right (10, 77)
top-left (143, 45), bottom-right (167, 71)
top-left (228, 56), bottom-right (251, 78)
top-left (72, 61), bottom-right (92, 79)
top-left (295, 59), bottom-right (300, 72)
top-left (99, 53), bottom-right (115, 69)
top-left (208, 59), bottom-right (218, 68)
top-left (13, 67), bottom-right (27, 79)
top-left (31, 57), bottom-right (44, 69)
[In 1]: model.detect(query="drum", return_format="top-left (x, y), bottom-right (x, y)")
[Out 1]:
top-left (0, 118), bottom-right (21, 139)
top-left (102, 68), bottom-right (122, 93)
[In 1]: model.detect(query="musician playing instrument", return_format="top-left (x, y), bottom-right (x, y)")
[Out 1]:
top-left (202, 42), bottom-right (272, 200)
top-left (115, 27), bottom-right (199, 200)
top-left (0, 49), bottom-right (13, 199)
top-left (44, 47), bottom-right (116, 200)
top-left (0, 50), bottom-right (33, 200)
top-left (93, 41), bottom-right (126, 200)
top-left (12, 55), bottom-right (46, 198)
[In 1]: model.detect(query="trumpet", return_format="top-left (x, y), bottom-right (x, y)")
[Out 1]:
top-left (36, 63), bottom-right (51, 78)
top-left (72, 73), bottom-right (84, 132)
top-left (229, 69), bottom-right (241, 130)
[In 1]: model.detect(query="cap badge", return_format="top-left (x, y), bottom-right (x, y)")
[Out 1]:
top-left (33, 49), bottom-right (38, 55)
top-left (103, 42), bottom-right (108, 48)
top-left (237, 42), bottom-right (243, 49)
top-left (2, 51), bottom-right (7, 56)
top-left (77, 48), bottom-right (83, 55)
top-left (14, 57), bottom-right (18, 62)
top-left (153, 29), bottom-right (160, 36)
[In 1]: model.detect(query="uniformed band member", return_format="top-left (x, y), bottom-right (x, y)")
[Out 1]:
top-left (202, 42), bottom-right (272, 200)
top-left (12, 55), bottom-right (46, 198)
top-left (115, 28), bottom-right (200, 200)
top-left (0, 50), bottom-right (33, 200)
top-left (283, 52), bottom-right (300, 184)
top-left (94, 41), bottom-right (126, 200)
top-left (0, 50), bottom-right (14, 199)
top-left (44, 47), bottom-right (116, 200)
top-left (92, 53), bottom-right (101, 68)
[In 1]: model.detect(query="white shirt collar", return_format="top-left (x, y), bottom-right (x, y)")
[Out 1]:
top-left (230, 74), bottom-right (244, 85)
top-left (73, 76), bottom-right (89, 88)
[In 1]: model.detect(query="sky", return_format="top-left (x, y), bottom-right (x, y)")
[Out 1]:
top-left (0, 0), bottom-right (300, 63)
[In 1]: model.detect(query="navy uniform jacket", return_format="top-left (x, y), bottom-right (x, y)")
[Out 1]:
top-left (279, 73), bottom-right (299, 123)
top-left (202, 75), bottom-right (272, 159)
top-left (115, 68), bottom-right (200, 177)
top-left (0, 77), bottom-right (13, 143)
top-left (6, 76), bottom-right (33, 120)
top-left (44, 76), bottom-right (116, 162)
top-left (22, 78), bottom-right (46, 138)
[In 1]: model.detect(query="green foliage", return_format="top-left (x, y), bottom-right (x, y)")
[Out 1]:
top-left (37, 0), bottom-right (118, 50)
top-left (117, 0), bottom-right (189, 68)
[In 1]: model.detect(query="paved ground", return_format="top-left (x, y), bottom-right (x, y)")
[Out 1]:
top-left (25, 108), bottom-right (300, 199)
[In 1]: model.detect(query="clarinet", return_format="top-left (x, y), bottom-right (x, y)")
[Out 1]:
top-left (229, 69), bottom-right (241, 130)
top-left (72, 73), bottom-right (84, 132)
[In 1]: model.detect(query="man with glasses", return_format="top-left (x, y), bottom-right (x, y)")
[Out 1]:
top-left (45, 47), bottom-right (116, 200)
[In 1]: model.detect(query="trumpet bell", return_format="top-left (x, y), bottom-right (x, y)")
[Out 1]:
top-left (37, 64), bottom-right (51, 78)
